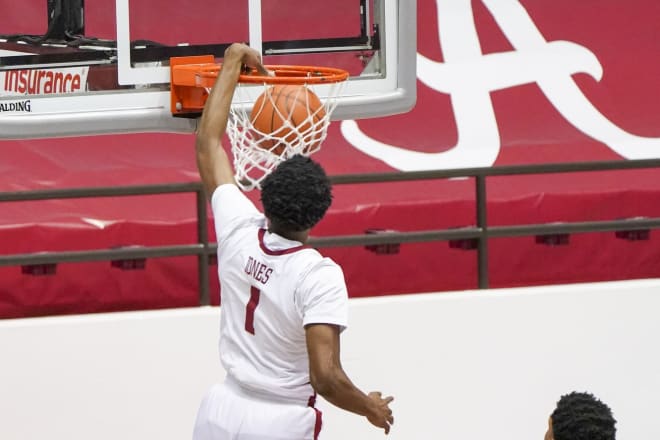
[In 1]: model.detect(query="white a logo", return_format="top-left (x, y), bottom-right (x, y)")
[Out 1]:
top-left (341, 0), bottom-right (660, 171)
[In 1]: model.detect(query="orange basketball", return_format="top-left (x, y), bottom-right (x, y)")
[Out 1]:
top-left (250, 85), bottom-right (326, 155)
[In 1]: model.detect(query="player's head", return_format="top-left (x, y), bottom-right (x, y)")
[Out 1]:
top-left (260, 155), bottom-right (332, 233)
top-left (545, 392), bottom-right (616, 440)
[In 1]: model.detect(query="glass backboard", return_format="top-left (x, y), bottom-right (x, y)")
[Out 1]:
top-left (0, 0), bottom-right (416, 139)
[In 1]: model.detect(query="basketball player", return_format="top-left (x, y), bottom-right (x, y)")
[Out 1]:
top-left (544, 391), bottom-right (616, 440)
top-left (192, 42), bottom-right (394, 440)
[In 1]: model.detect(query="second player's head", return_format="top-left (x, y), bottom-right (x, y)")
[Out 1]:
top-left (546, 391), bottom-right (616, 440)
top-left (260, 155), bottom-right (332, 233)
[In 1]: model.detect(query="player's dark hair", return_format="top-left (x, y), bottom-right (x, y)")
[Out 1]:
top-left (260, 155), bottom-right (332, 232)
top-left (551, 392), bottom-right (616, 440)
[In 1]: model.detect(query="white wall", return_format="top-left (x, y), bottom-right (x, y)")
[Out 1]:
top-left (1, 280), bottom-right (659, 440)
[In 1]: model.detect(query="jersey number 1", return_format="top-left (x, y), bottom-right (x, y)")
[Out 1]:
top-left (245, 286), bottom-right (261, 335)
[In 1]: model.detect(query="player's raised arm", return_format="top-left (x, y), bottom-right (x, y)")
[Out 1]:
top-left (305, 323), bottom-right (395, 434)
top-left (195, 43), bottom-right (266, 197)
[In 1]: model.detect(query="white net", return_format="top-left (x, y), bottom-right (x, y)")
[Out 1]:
top-left (223, 81), bottom-right (345, 191)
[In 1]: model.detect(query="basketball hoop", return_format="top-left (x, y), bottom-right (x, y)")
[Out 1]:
top-left (170, 56), bottom-right (349, 190)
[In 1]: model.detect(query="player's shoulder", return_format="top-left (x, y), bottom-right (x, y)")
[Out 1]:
top-left (212, 184), bottom-right (250, 214)
top-left (212, 184), bottom-right (264, 238)
top-left (294, 255), bottom-right (348, 309)
top-left (211, 182), bottom-right (241, 202)
top-left (290, 246), bottom-right (333, 265)
top-left (296, 253), bottom-right (344, 280)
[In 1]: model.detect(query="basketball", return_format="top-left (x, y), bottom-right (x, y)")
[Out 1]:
top-left (250, 85), bottom-right (326, 155)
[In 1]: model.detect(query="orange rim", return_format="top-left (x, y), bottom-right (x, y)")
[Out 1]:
top-left (170, 57), bottom-right (350, 116)
top-left (174, 63), bottom-right (349, 88)
top-left (238, 65), bottom-right (350, 84)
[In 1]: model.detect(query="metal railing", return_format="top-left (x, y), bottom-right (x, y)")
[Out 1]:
top-left (2, 158), bottom-right (660, 305)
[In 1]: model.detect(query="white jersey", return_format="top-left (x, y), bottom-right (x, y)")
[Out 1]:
top-left (211, 184), bottom-right (348, 404)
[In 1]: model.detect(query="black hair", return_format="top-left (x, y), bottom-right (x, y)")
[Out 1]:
top-left (551, 392), bottom-right (616, 440)
top-left (260, 155), bottom-right (332, 232)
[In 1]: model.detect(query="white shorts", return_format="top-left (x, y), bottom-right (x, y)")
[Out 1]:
top-left (192, 380), bottom-right (323, 440)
